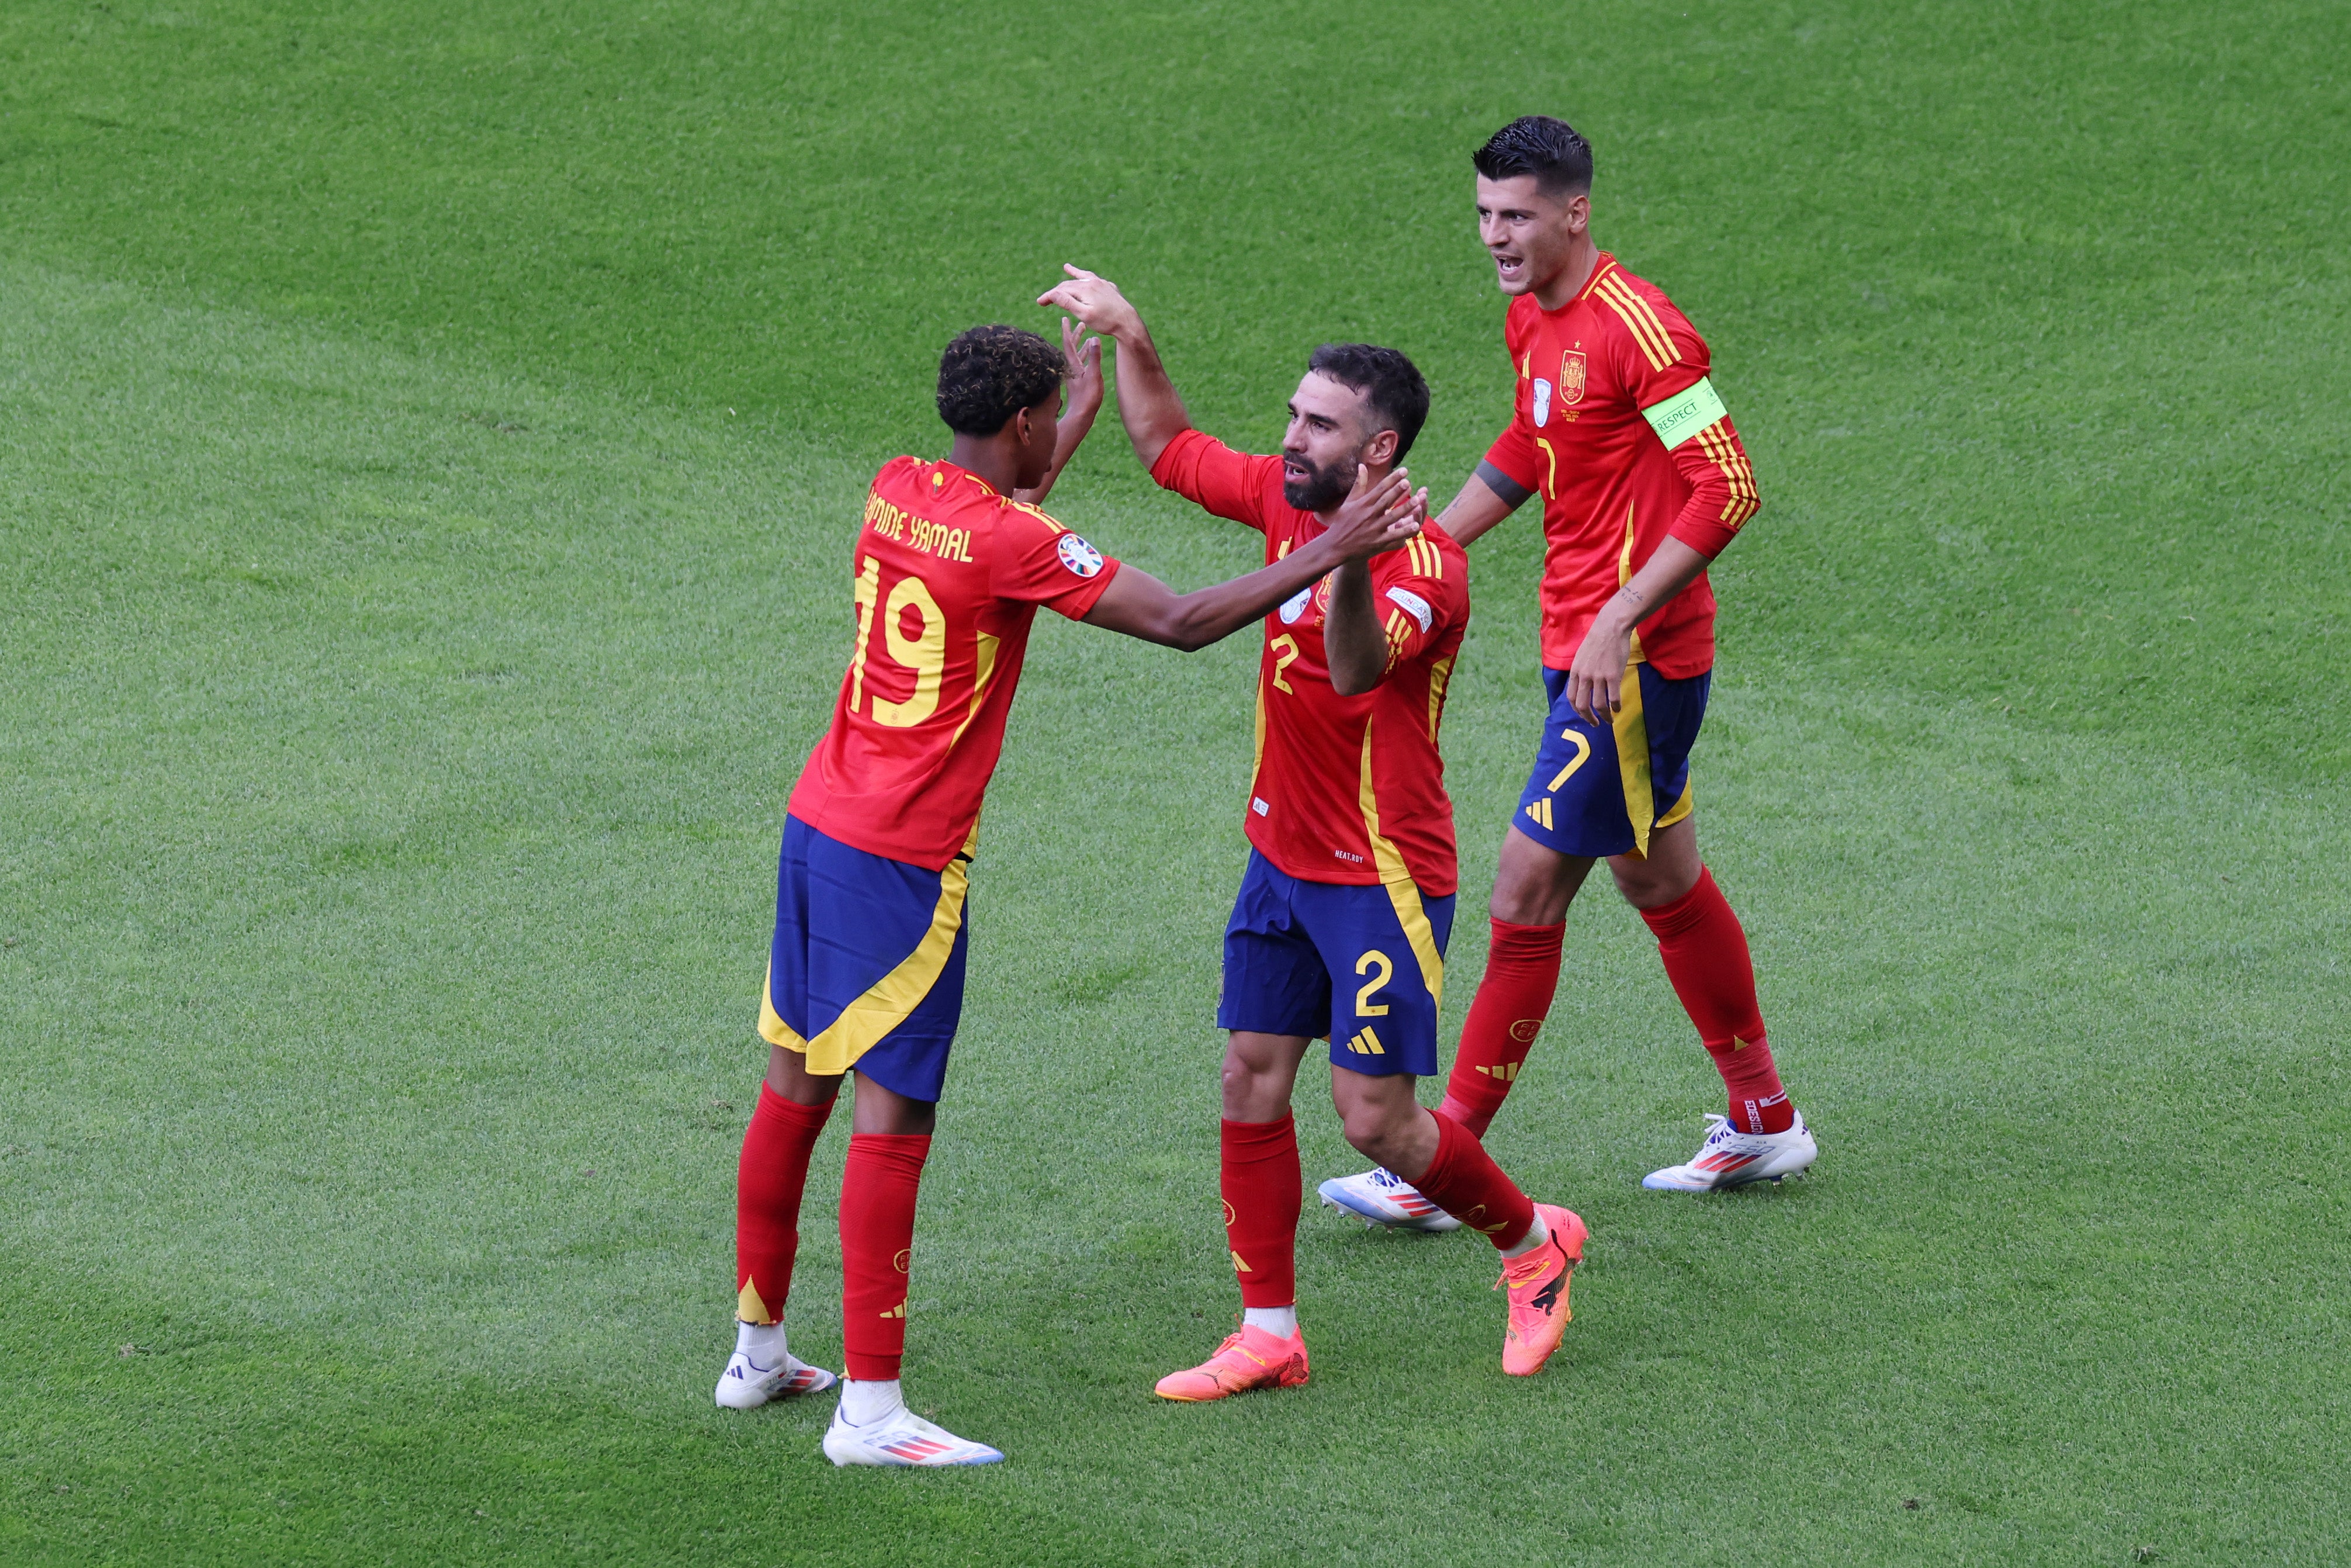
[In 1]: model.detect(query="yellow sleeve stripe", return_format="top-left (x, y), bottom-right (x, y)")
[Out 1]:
top-left (1694, 424), bottom-right (1760, 527)
top-left (1595, 274), bottom-right (1680, 372)
top-left (1402, 535), bottom-right (1443, 581)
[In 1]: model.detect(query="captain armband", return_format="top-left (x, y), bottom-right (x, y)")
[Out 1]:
top-left (1640, 378), bottom-right (1729, 450)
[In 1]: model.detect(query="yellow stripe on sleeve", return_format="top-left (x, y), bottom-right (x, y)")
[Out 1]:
top-left (1597, 275), bottom-right (1679, 372)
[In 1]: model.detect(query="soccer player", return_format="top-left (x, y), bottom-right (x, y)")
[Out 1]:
top-left (1038, 265), bottom-right (1588, 1397)
top-left (1321, 115), bottom-right (1817, 1216)
top-left (718, 321), bottom-right (1426, 1466)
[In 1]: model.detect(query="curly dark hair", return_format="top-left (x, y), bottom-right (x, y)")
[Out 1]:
top-left (1472, 115), bottom-right (1594, 197)
top-left (936, 325), bottom-right (1066, 437)
top-left (1307, 342), bottom-right (1431, 461)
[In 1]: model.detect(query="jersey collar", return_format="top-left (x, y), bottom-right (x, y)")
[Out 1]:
top-left (929, 458), bottom-right (1001, 501)
top-left (1574, 251), bottom-right (1619, 304)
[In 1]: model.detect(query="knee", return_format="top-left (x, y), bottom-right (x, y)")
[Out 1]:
top-left (1612, 858), bottom-right (1698, 910)
top-left (1336, 1098), bottom-right (1407, 1164)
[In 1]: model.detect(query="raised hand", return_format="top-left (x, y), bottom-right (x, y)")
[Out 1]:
top-left (1059, 314), bottom-right (1104, 420)
top-left (1037, 265), bottom-right (1145, 341)
top-left (1322, 464), bottom-right (1423, 562)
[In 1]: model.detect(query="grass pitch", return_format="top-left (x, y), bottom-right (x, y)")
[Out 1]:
top-left (3, 2), bottom-right (2347, 1563)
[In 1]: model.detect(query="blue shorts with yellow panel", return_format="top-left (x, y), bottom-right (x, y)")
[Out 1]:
top-left (1515, 663), bottom-right (1710, 859)
top-left (759, 814), bottom-right (970, 1104)
top-left (1217, 850), bottom-right (1456, 1078)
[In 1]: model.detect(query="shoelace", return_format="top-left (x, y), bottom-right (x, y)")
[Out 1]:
top-left (1493, 1237), bottom-right (1556, 1293)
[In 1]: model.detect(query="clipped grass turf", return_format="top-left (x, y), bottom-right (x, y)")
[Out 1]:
top-left (3, 2), bottom-right (2347, 1563)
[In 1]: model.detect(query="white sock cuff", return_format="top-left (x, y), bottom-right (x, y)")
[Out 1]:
top-left (840, 1377), bottom-right (905, 1427)
top-left (1241, 1306), bottom-right (1299, 1338)
top-left (1500, 1211), bottom-right (1550, 1259)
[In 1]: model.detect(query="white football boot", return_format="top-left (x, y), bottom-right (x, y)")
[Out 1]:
top-left (1317, 1167), bottom-right (1463, 1231)
top-left (714, 1349), bottom-right (837, 1409)
top-left (1642, 1110), bottom-right (1818, 1191)
top-left (822, 1404), bottom-right (1005, 1468)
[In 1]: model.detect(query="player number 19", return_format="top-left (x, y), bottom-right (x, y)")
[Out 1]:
top-left (849, 555), bottom-right (945, 728)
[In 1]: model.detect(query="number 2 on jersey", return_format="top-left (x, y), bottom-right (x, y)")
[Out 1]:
top-left (1269, 634), bottom-right (1301, 694)
top-left (849, 555), bottom-right (944, 727)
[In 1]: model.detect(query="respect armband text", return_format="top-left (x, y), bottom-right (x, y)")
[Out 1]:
top-left (1640, 378), bottom-right (1728, 449)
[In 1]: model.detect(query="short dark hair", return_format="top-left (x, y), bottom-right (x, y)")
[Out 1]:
top-left (1473, 115), bottom-right (1594, 198)
top-left (936, 324), bottom-right (1065, 436)
top-left (1306, 343), bottom-right (1431, 462)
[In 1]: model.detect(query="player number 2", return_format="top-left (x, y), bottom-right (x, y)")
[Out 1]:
top-left (1353, 950), bottom-right (1393, 1017)
top-left (849, 556), bottom-right (944, 728)
top-left (1268, 634), bottom-right (1300, 694)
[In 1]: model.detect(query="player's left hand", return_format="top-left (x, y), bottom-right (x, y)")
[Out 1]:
top-left (1038, 265), bottom-right (1146, 341)
top-left (1059, 316), bottom-right (1104, 418)
top-left (1565, 618), bottom-right (1630, 726)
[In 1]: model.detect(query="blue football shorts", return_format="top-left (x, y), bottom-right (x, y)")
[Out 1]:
top-left (1514, 663), bottom-right (1711, 860)
top-left (1217, 849), bottom-right (1457, 1078)
top-left (758, 813), bottom-right (969, 1104)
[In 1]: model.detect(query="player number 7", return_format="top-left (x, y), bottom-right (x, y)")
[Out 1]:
top-left (1545, 728), bottom-right (1592, 791)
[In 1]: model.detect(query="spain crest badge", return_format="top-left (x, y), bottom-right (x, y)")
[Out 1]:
top-left (1559, 349), bottom-right (1587, 407)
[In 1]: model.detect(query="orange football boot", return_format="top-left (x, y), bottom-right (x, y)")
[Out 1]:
top-left (1154, 1322), bottom-right (1311, 1402)
top-left (1498, 1203), bottom-right (1588, 1376)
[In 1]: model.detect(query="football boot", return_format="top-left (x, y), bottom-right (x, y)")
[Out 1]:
top-left (822, 1404), bottom-right (1004, 1467)
top-left (1153, 1322), bottom-right (1311, 1402)
top-left (1498, 1203), bottom-right (1587, 1377)
top-left (1641, 1111), bottom-right (1817, 1192)
top-left (1315, 1166), bottom-right (1462, 1231)
top-left (714, 1349), bottom-right (837, 1410)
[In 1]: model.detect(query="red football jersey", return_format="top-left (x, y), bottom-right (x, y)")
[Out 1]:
top-left (1152, 429), bottom-right (1468, 895)
top-left (787, 457), bottom-right (1122, 869)
top-left (1481, 252), bottom-right (1760, 679)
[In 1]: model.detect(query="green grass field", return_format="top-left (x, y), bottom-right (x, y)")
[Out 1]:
top-left (4, 2), bottom-right (2347, 1562)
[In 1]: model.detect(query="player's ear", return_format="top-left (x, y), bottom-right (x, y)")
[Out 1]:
top-left (1363, 427), bottom-right (1400, 469)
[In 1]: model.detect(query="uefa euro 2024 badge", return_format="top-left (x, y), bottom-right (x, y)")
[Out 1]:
top-left (1056, 534), bottom-right (1103, 577)
top-left (1533, 377), bottom-right (1553, 427)
top-left (1279, 586), bottom-right (1312, 625)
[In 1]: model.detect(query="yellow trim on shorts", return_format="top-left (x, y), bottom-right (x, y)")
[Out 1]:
top-left (1356, 722), bottom-right (1445, 1009)
top-left (1609, 672), bottom-right (1696, 855)
top-left (758, 857), bottom-right (970, 1076)
top-left (1612, 666), bottom-right (1657, 859)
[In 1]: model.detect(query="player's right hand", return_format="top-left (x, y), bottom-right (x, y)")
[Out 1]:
top-left (1324, 464), bottom-right (1425, 561)
top-left (1037, 265), bottom-right (1144, 340)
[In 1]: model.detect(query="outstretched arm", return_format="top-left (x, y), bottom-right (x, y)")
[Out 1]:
top-left (1084, 466), bottom-right (1419, 651)
top-left (1012, 317), bottom-right (1103, 507)
top-left (1037, 266), bottom-right (1190, 473)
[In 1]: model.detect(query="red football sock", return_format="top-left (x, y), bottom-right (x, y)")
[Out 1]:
top-left (1640, 867), bottom-right (1792, 1134)
top-left (1438, 920), bottom-right (1566, 1137)
top-left (1410, 1110), bottom-right (1536, 1251)
top-left (1221, 1115), bottom-right (1300, 1308)
top-left (733, 1085), bottom-right (832, 1325)
top-left (839, 1131), bottom-right (931, 1382)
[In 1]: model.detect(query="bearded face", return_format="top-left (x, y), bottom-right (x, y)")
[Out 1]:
top-left (1280, 371), bottom-right (1384, 515)
top-left (1280, 448), bottom-right (1360, 513)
